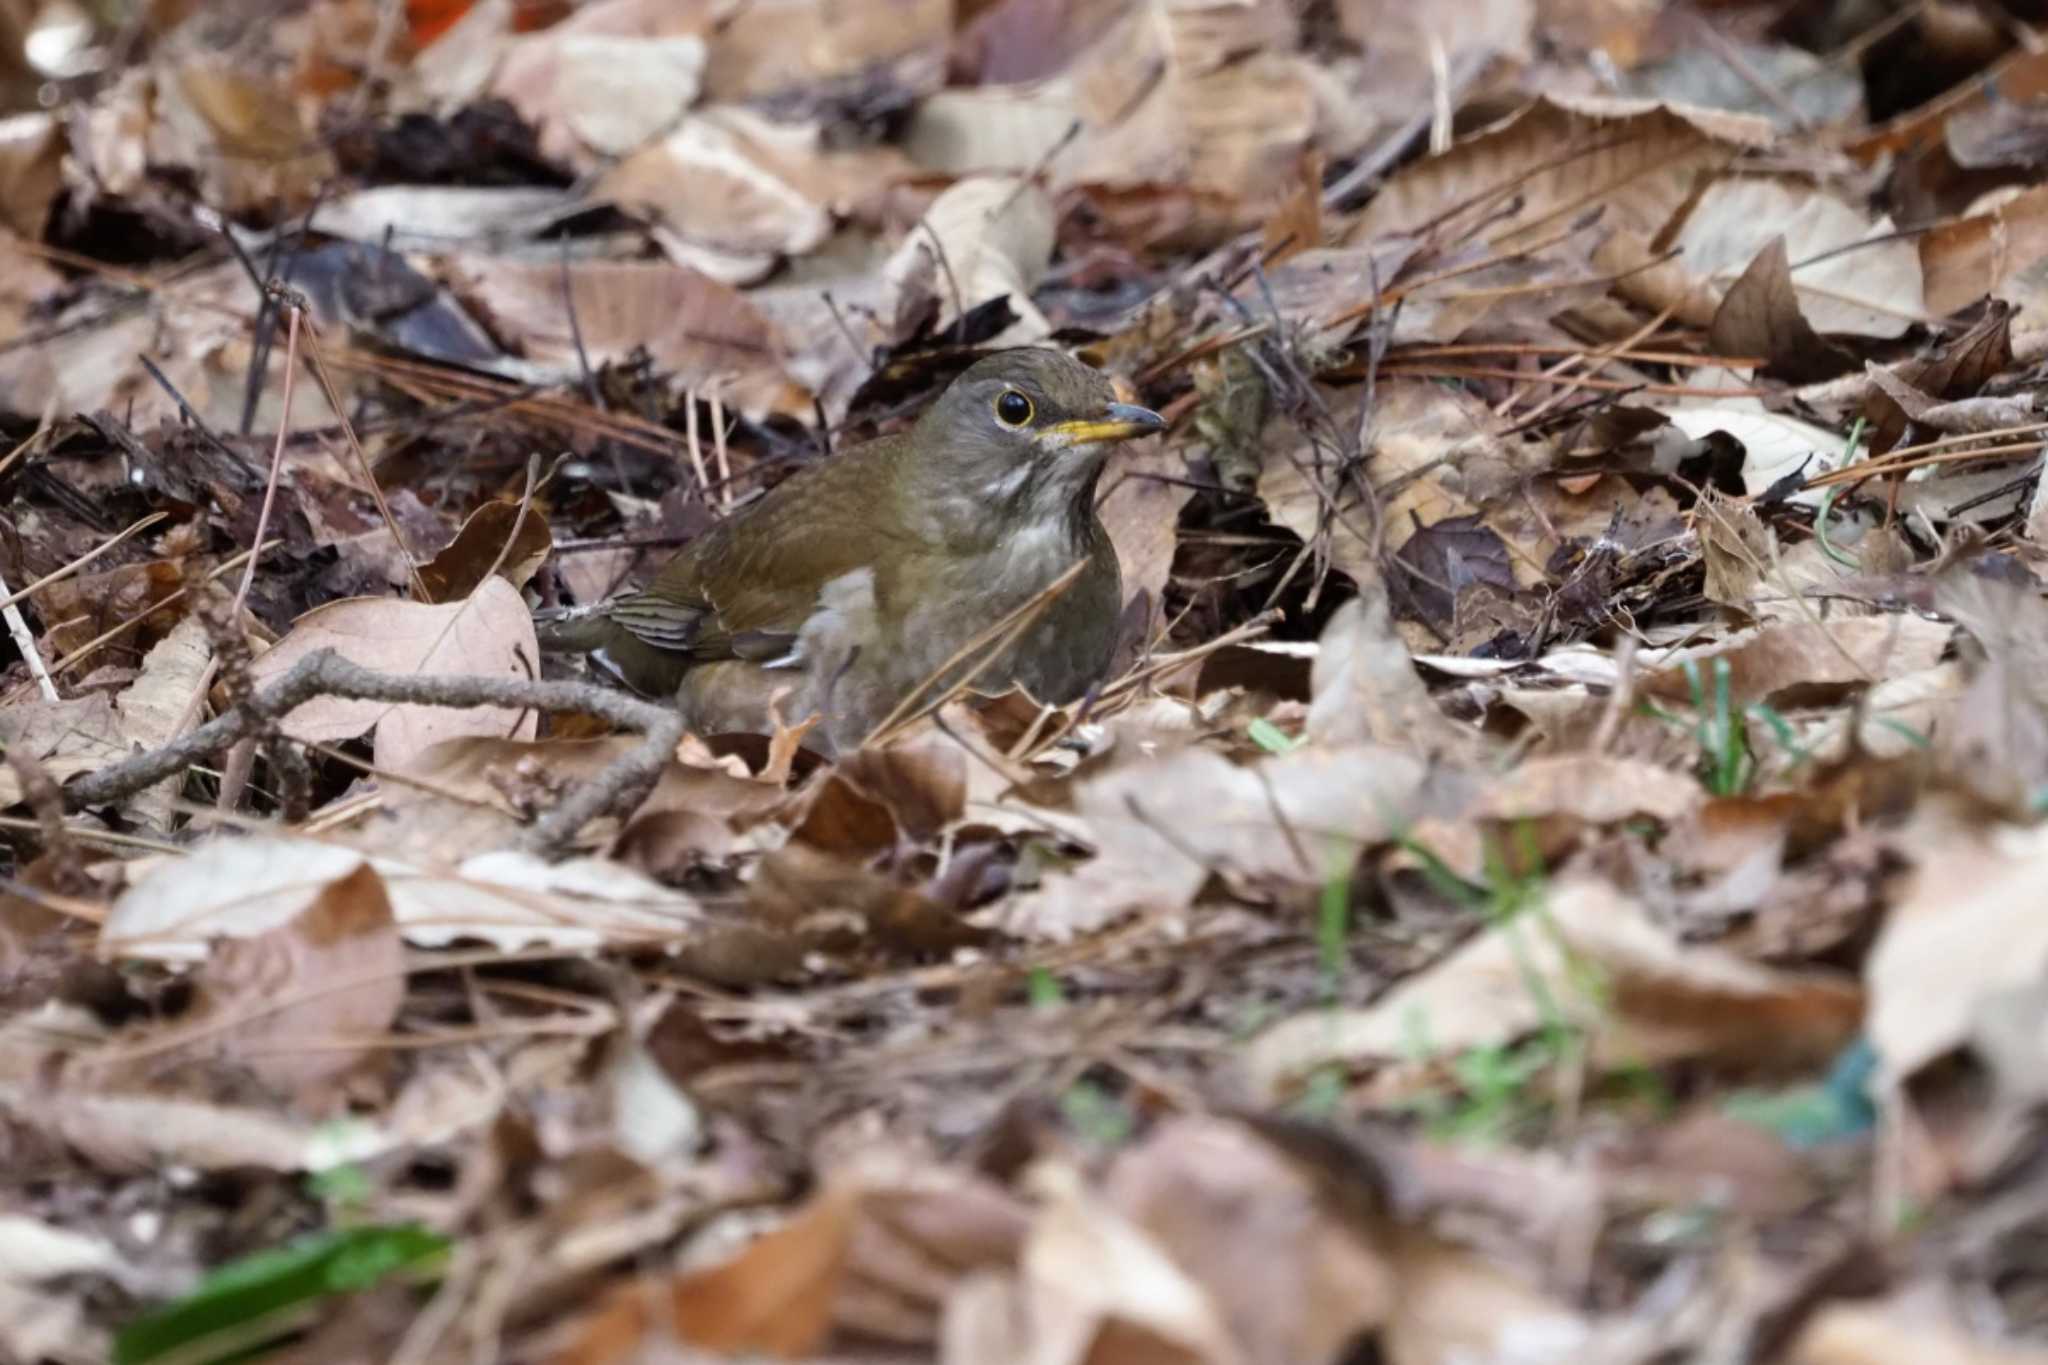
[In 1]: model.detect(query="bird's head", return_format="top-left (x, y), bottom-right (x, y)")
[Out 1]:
top-left (907, 349), bottom-right (1164, 539)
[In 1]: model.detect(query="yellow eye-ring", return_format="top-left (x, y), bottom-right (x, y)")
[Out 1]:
top-left (994, 390), bottom-right (1033, 426)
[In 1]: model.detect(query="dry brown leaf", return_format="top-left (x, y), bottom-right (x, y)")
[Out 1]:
top-left (1923, 183), bottom-right (2048, 318)
top-left (0, 1077), bottom-right (396, 1175)
top-left (599, 108), bottom-right (865, 284)
top-left (1099, 431), bottom-right (1193, 652)
top-left (1934, 569), bottom-right (2048, 816)
top-left (182, 862), bottom-right (405, 1093)
top-left (0, 229), bottom-right (62, 351)
top-left (1345, 94), bottom-right (1774, 299)
top-left (245, 576), bottom-right (539, 775)
top-left (305, 184), bottom-right (584, 247)
top-left (1867, 805), bottom-right (2048, 1090)
top-left (101, 836), bottom-right (703, 958)
top-left (960, 1161), bottom-right (1242, 1365)
top-left (1380, 1226), bottom-right (1597, 1365)
top-left (883, 175), bottom-right (1057, 345)
top-left (0, 111), bottom-right (62, 239)
top-left (445, 255), bottom-right (807, 420)
top-left (1256, 379), bottom-right (1548, 596)
top-left (992, 741), bottom-right (1428, 940)
top-left (0, 693), bottom-right (129, 810)
top-left (1243, 876), bottom-right (1864, 1099)
top-left (416, 500), bottom-right (554, 604)
top-left (1674, 178), bottom-right (1925, 338)
top-left (403, 733), bottom-right (784, 823)
top-left (563, 1188), bottom-right (850, 1361)
top-left (1787, 1289), bottom-right (2048, 1365)
top-left (910, 0), bottom-right (1320, 244)
top-left (561, 1159), bottom-right (1027, 1362)
top-left (491, 28), bottom-right (704, 165)
top-left (108, 616), bottom-right (213, 832)
top-left (1708, 237), bottom-right (1850, 383)
top-left (1861, 304), bottom-right (2014, 453)
top-left (151, 57), bottom-right (335, 217)
top-left (1642, 614), bottom-right (1953, 709)
top-left (1103, 1118), bottom-right (1396, 1364)
top-left (1307, 589), bottom-right (1471, 754)
top-left (694, 0), bottom-right (950, 104)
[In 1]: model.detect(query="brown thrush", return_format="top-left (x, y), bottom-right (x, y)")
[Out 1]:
top-left (541, 349), bottom-right (1165, 754)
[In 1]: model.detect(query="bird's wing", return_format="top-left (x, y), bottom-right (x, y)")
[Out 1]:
top-left (603, 438), bottom-right (912, 664)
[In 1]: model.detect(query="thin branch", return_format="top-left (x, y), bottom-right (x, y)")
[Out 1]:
top-left (64, 649), bottom-right (684, 855)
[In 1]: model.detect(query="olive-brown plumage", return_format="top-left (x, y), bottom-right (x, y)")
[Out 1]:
top-left (542, 349), bottom-right (1164, 754)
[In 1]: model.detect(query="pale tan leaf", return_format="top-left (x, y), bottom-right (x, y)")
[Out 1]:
top-left (0, 692), bottom-right (127, 808)
top-left (492, 31), bottom-right (704, 163)
top-left (109, 616), bottom-right (212, 831)
top-left (1346, 95), bottom-right (1773, 293)
top-left (1243, 877), bottom-right (1863, 1098)
top-left (1011, 1162), bottom-right (1243, 1365)
top-left (993, 742), bottom-right (1427, 940)
top-left (1104, 1118), bottom-right (1395, 1364)
top-left (883, 175), bottom-right (1057, 345)
top-left (443, 255), bottom-right (806, 419)
top-left (188, 862), bottom-right (405, 1092)
top-left (1675, 178), bottom-right (1925, 337)
top-left (101, 836), bottom-right (703, 959)
top-left (245, 576), bottom-right (539, 774)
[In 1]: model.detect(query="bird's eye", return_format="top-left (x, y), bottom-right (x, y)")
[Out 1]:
top-left (994, 390), bottom-right (1034, 427)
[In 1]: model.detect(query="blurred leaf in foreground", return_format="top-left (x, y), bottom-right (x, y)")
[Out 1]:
top-left (114, 1223), bottom-right (448, 1365)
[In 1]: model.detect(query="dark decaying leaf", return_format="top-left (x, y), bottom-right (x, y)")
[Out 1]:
top-left (1707, 237), bottom-right (1852, 384)
top-left (1861, 302), bottom-right (2015, 451)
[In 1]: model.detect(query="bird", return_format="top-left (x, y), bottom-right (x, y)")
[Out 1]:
top-left (540, 348), bottom-right (1166, 755)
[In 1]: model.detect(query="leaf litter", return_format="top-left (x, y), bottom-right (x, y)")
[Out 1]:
top-left (4, 1), bottom-right (2048, 1361)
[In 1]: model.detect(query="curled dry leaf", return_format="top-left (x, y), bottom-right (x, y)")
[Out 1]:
top-left (245, 575), bottom-right (540, 775)
top-left (1243, 876), bottom-right (1864, 1100)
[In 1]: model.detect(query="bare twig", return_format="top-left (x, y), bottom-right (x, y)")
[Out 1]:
top-left (64, 650), bottom-right (684, 855)
top-left (0, 563), bottom-right (58, 701)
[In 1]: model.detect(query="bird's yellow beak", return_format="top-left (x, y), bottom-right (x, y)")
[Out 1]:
top-left (1044, 401), bottom-right (1167, 446)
